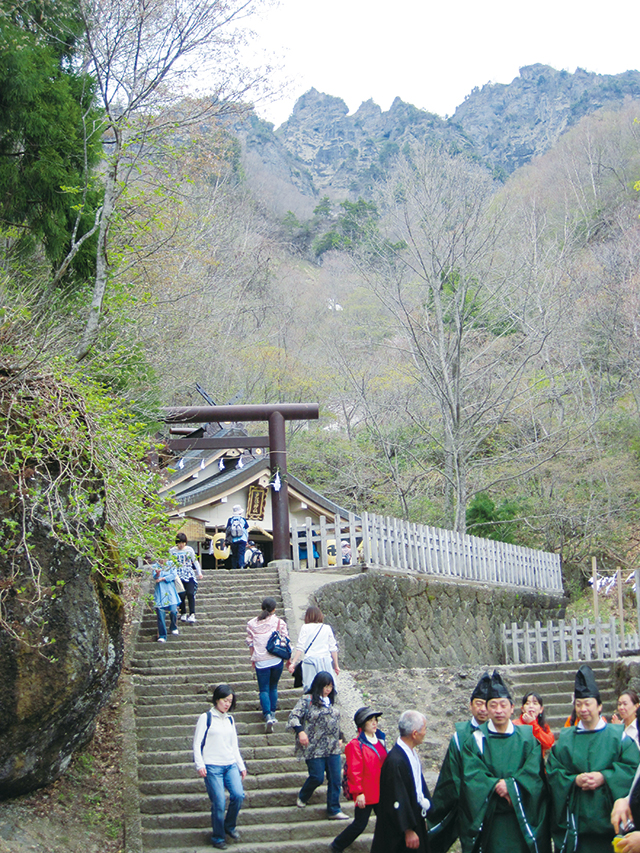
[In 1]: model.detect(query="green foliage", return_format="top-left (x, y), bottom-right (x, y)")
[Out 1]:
top-left (0, 2), bottom-right (104, 277)
top-left (0, 300), bottom-right (173, 647)
top-left (313, 198), bottom-right (380, 257)
top-left (465, 492), bottom-right (520, 543)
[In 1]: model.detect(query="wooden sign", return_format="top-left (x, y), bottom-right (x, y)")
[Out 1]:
top-left (246, 485), bottom-right (267, 520)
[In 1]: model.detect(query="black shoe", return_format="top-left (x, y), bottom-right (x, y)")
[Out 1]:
top-left (212, 842), bottom-right (228, 850)
top-left (226, 829), bottom-right (241, 840)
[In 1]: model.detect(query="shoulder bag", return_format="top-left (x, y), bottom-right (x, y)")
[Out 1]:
top-left (292, 624), bottom-right (325, 688)
top-left (266, 619), bottom-right (292, 660)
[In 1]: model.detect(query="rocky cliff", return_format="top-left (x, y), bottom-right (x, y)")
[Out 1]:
top-left (236, 65), bottom-right (640, 212)
top-left (0, 367), bottom-right (125, 799)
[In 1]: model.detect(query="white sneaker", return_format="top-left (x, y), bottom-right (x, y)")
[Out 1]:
top-left (157, 637), bottom-right (166, 643)
top-left (188, 614), bottom-right (196, 623)
top-left (171, 629), bottom-right (179, 635)
top-left (180, 614), bottom-right (188, 622)
top-left (327, 811), bottom-right (349, 820)
top-left (296, 797), bottom-right (306, 808)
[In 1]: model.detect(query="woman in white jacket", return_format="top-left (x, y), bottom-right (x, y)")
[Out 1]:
top-left (288, 606), bottom-right (340, 692)
top-left (246, 597), bottom-right (290, 733)
top-left (193, 684), bottom-right (246, 850)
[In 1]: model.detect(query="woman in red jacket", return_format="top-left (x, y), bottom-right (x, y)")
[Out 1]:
top-left (514, 691), bottom-right (555, 754)
top-left (331, 706), bottom-right (388, 852)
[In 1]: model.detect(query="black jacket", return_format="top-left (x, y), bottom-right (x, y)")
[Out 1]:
top-left (371, 742), bottom-right (430, 853)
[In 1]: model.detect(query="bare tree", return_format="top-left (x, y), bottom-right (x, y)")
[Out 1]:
top-left (363, 145), bottom-right (564, 532)
top-left (65, 0), bottom-right (269, 360)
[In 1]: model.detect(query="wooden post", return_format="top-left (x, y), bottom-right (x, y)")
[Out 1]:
top-left (636, 569), bottom-right (640, 640)
top-left (592, 557), bottom-right (599, 622)
top-left (617, 567), bottom-right (625, 651)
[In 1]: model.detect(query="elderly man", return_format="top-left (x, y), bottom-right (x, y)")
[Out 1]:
top-left (371, 709), bottom-right (431, 853)
top-left (428, 671), bottom-right (491, 853)
top-left (547, 664), bottom-right (639, 853)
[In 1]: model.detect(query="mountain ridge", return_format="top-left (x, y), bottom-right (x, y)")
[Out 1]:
top-left (235, 64), bottom-right (640, 216)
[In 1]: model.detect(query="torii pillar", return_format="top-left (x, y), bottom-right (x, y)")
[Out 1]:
top-left (162, 403), bottom-right (320, 560)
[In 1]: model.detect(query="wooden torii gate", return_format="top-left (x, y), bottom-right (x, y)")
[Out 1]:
top-left (162, 404), bottom-right (320, 561)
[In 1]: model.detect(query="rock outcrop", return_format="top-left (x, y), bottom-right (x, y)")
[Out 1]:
top-left (451, 64), bottom-right (640, 174)
top-left (0, 465), bottom-right (124, 799)
top-left (237, 66), bottom-right (640, 212)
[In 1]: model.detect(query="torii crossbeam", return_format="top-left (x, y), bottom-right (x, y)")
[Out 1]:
top-left (162, 404), bottom-right (320, 560)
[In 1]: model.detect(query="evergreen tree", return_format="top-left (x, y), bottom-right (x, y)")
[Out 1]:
top-left (0, 0), bottom-right (103, 276)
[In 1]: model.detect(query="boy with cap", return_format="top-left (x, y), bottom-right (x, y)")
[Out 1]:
top-left (331, 706), bottom-right (387, 852)
top-left (547, 664), bottom-right (639, 853)
top-left (428, 671), bottom-right (491, 853)
top-left (458, 670), bottom-right (549, 853)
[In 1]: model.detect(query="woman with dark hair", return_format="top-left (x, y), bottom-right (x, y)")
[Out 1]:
top-left (613, 690), bottom-right (640, 748)
top-left (170, 531), bottom-right (203, 623)
top-left (287, 671), bottom-right (348, 820)
top-left (331, 706), bottom-right (387, 852)
top-left (193, 684), bottom-right (246, 850)
top-left (246, 597), bottom-right (290, 733)
top-left (514, 691), bottom-right (555, 754)
top-left (287, 606), bottom-right (339, 691)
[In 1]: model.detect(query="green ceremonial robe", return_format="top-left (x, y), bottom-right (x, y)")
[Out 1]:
top-left (458, 722), bottom-right (550, 853)
top-left (546, 723), bottom-right (639, 853)
top-left (429, 720), bottom-right (477, 853)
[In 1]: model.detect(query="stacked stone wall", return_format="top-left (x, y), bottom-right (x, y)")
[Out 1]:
top-left (313, 569), bottom-right (567, 669)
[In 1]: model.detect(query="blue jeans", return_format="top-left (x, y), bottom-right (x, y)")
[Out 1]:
top-left (155, 605), bottom-right (177, 640)
top-left (204, 764), bottom-right (245, 844)
top-left (255, 661), bottom-right (284, 718)
top-left (299, 753), bottom-right (341, 815)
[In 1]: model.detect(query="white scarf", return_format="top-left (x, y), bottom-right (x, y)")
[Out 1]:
top-left (396, 738), bottom-right (430, 813)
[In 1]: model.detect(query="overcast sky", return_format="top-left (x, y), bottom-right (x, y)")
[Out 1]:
top-left (244, 0), bottom-right (640, 128)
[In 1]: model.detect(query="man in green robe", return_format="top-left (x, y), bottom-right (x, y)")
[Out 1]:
top-left (428, 672), bottom-right (491, 853)
top-left (458, 670), bottom-right (549, 853)
top-left (547, 664), bottom-right (639, 853)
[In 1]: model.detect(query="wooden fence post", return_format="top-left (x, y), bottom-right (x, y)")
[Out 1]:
top-left (617, 568), bottom-right (625, 651)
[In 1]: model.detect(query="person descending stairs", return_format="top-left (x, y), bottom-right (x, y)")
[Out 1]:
top-left (130, 564), bottom-right (371, 852)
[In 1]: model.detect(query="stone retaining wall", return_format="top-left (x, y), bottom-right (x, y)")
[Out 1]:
top-left (313, 569), bottom-right (567, 669)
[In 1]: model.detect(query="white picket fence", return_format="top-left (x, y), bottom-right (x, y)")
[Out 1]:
top-left (290, 510), bottom-right (563, 593)
top-left (502, 618), bottom-right (640, 664)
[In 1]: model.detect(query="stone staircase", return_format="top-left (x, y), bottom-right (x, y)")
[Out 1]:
top-left (130, 566), bottom-right (370, 853)
top-left (504, 659), bottom-right (616, 732)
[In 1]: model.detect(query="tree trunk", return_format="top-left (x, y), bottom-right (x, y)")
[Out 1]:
top-left (75, 155), bottom-right (118, 361)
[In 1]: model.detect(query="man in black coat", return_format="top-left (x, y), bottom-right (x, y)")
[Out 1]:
top-left (371, 709), bottom-right (431, 853)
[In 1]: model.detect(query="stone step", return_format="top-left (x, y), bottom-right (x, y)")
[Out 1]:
top-left (134, 702), bottom-right (298, 718)
top-left (140, 785), bottom-right (330, 814)
top-left (131, 661), bottom-right (259, 674)
top-left (133, 673), bottom-right (299, 689)
top-left (135, 715), bottom-right (296, 734)
top-left (141, 803), bottom-right (353, 828)
top-left (138, 741), bottom-right (298, 765)
top-left (134, 684), bottom-right (301, 702)
top-left (137, 731), bottom-right (295, 753)
top-left (140, 819), bottom-right (371, 849)
top-left (138, 756), bottom-right (302, 780)
top-left (140, 769), bottom-right (309, 796)
top-left (140, 829), bottom-right (372, 853)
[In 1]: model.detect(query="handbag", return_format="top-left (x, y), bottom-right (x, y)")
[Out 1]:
top-left (174, 575), bottom-right (185, 593)
top-left (266, 629), bottom-right (292, 659)
top-left (291, 624), bottom-right (324, 688)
